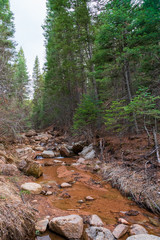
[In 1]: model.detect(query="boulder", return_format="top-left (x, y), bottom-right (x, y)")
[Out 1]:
top-left (130, 224), bottom-right (148, 235)
top-left (25, 130), bottom-right (37, 137)
top-left (0, 164), bottom-right (19, 176)
top-left (42, 150), bottom-right (55, 158)
top-left (126, 234), bottom-right (160, 240)
top-left (79, 144), bottom-right (95, 160)
top-left (77, 158), bottom-right (86, 164)
top-left (49, 215), bottom-right (83, 239)
top-left (112, 224), bottom-right (128, 239)
top-left (16, 147), bottom-right (36, 160)
top-left (18, 160), bottom-right (43, 178)
top-left (86, 196), bottom-right (95, 201)
top-left (60, 145), bottom-right (71, 157)
top-left (35, 219), bottom-right (49, 233)
top-left (89, 215), bottom-right (104, 227)
top-left (84, 226), bottom-right (114, 240)
top-left (21, 182), bottom-right (42, 194)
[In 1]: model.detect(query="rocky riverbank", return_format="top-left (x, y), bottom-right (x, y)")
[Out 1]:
top-left (0, 128), bottom-right (160, 240)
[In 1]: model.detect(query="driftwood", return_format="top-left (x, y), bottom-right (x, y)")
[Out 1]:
top-left (153, 128), bottom-right (160, 163)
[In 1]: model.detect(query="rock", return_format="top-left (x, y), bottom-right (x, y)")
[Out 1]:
top-left (60, 192), bottom-right (71, 198)
top-left (60, 145), bottom-right (71, 157)
top-left (126, 234), bottom-right (160, 240)
top-left (78, 200), bottom-right (84, 203)
top-left (19, 160), bottom-right (43, 178)
top-left (93, 164), bottom-right (100, 171)
top-left (118, 218), bottom-right (129, 225)
top-left (86, 196), bottom-right (95, 201)
top-left (54, 160), bottom-right (62, 163)
top-left (112, 224), bottom-right (128, 239)
top-left (25, 130), bottom-right (37, 137)
top-left (16, 147), bottom-right (36, 161)
top-left (148, 217), bottom-right (160, 227)
top-left (35, 219), bottom-right (49, 233)
top-left (0, 164), bottom-right (19, 176)
top-left (61, 182), bottom-right (72, 188)
top-left (89, 215), bottom-right (104, 227)
top-left (126, 210), bottom-right (139, 216)
top-left (0, 144), bottom-right (5, 151)
top-left (21, 182), bottom-right (42, 194)
top-left (49, 215), bottom-right (83, 239)
top-left (72, 141), bottom-right (86, 154)
top-left (77, 158), bottom-right (86, 164)
top-left (85, 150), bottom-right (96, 160)
top-left (42, 150), bottom-right (55, 158)
top-left (79, 144), bottom-right (95, 160)
top-left (84, 226), bottom-right (114, 240)
top-left (130, 224), bottom-right (148, 235)
top-left (45, 191), bottom-right (53, 196)
top-left (34, 146), bottom-right (45, 151)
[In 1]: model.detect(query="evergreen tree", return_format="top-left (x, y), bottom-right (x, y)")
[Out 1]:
top-left (32, 56), bottom-right (44, 128)
top-left (0, 0), bottom-right (15, 95)
top-left (13, 47), bottom-right (30, 103)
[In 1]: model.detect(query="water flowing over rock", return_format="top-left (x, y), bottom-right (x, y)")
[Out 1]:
top-left (126, 234), bottom-right (160, 240)
top-left (84, 226), bottom-right (114, 240)
top-left (49, 215), bottom-right (83, 239)
top-left (21, 182), bottom-right (42, 194)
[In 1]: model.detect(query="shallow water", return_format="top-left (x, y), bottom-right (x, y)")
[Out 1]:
top-left (36, 157), bottom-right (160, 240)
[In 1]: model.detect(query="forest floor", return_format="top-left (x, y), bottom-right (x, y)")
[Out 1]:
top-left (0, 129), bottom-right (160, 240)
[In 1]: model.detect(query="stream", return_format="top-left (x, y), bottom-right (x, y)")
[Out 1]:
top-left (35, 157), bottom-right (160, 240)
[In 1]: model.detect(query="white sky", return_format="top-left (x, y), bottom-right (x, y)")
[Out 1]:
top-left (10, 0), bottom-right (46, 77)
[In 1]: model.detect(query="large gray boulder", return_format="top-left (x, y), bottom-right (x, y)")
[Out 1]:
top-left (84, 226), bottom-right (114, 240)
top-left (79, 144), bottom-right (95, 160)
top-left (130, 224), bottom-right (148, 235)
top-left (127, 234), bottom-right (160, 240)
top-left (49, 215), bottom-right (83, 239)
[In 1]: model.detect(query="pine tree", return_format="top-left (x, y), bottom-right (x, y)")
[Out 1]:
top-left (13, 47), bottom-right (30, 103)
top-left (0, 0), bottom-right (15, 95)
top-left (32, 56), bottom-right (44, 128)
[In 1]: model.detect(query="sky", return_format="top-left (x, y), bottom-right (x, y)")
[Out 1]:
top-left (10, 0), bottom-right (47, 77)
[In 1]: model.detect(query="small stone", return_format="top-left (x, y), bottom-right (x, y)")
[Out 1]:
top-left (78, 200), bottom-right (84, 203)
top-left (86, 196), bottom-right (95, 201)
top-left (32, 200), bottom-right (38, 203)
top-left (112, 224), bottom-right (128, 239)
top-left (60, 192), bottom-right (71, 198)
top-left (130, 224), bottom-right (148, 235)
top-left (61, 182), bottom-right (72, 188)
top-left (45, 191), bottom-right (53, 196)
top-left (89, 215), bottom-right (104, 227)
top-left (118, 218), bottom-right (129, 225)
top-left (126, 210), bottom-right (139, 216)
top-left (93, 164), bottom-right (100, 171)
top-left (84, 226), bottom-right (114, 240)
top-left (35, 219), bottom-right (49, 233)
top-left (42, 150), bottom-right (55, 158)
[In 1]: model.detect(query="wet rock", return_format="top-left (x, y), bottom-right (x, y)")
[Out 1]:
top-left (61, 182), bottom-right (72, 188)
top-left (60, 145), bottom-right (71, 157)
top-left (0, 164), bottom-right (19, 176)
top-left (89, 215), bottom-right (104, 227)
top-left (130, 224), bottom-right (148, 235)
top-left (42, 150), bottom-right (55, 158)
top-left (112, 224), bottom-right (128, 239)
top-left (86, 196), bottom-right (95, 201)
top-left (35, 219), bottom-right (49, 233)
top-left (25, 130), bottom-right (37, 137)
top-left (21, 182), bottom-right (42, 194)
top-left (60, 192), bottom-right (71, 198)
top-left (118, 218), bottom-right (129, 225)
top-left (49, 215), bottom-right (83, 239)
top-left (84, 226), bottom-right (114, 240)
top-left (126, 234), bottom-right (160, 240)
top-left (126, 210), bottom-right (139, 216)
